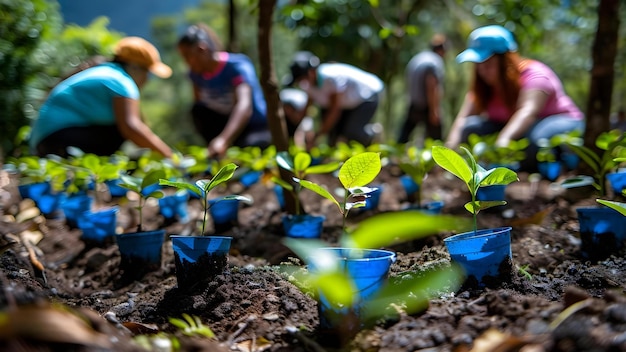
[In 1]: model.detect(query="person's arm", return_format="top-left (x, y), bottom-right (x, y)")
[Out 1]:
top-left (113, 97), bottom-right (172, 158)
top-left (208, 82), bottom-right (252, 157)
top-left (495, 89), bottom-right (548, 147)
top-left (445, 92), bottom-right (478, 149)
top-left (425, 72), bottom-right (441, 127)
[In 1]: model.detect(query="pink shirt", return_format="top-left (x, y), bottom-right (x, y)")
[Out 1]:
top-left (486, 60), bottom-right (583, 123)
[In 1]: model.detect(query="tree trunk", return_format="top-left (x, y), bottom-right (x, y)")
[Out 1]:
top-left (227, 0), bottom-right (238, 52)
top-left (257, 0), bottom-right (299, 215)
top-left (584, 0), bottom-right (620, 152)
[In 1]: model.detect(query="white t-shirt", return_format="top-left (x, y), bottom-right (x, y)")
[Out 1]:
top-left (299, 63), bottom-right (384, 110)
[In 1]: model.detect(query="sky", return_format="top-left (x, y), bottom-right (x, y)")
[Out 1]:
top-left (57, 0), bottom-right (201, 40)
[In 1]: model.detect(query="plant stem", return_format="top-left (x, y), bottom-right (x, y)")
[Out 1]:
top-left (138, 196), bottom-right (144, 232)
top-left (202, 195), bottom-right (208, 235)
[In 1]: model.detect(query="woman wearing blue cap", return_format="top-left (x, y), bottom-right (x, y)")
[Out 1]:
top-left (445, 25), bottom-right (584, 171)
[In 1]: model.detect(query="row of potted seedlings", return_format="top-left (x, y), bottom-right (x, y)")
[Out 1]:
top-left (7, 129), bottom-right (626, 343)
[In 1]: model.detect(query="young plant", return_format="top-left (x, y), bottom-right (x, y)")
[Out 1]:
top-left (280, 206), bottom-right (472, 332)
top-left (118, 169), bottom-right (166, 232)
top-left (296, 152), bottom-right (381, 233)
top-left (273, 151), bottom-right (341, 216)
top-left (564, 130), bottom-right (626, 196)
top-left (467, 133), bottom-right (529, 169)
top-left (398, 140), bottom-right (439, 206)
top-left (5, 155), bottom-right (67, 192)
top-left (68, 152), bottom-right (126, 203)
top-left (431, 146), bottom-right (518, 232)
top-left (159, 163), bottom-right (250, 235)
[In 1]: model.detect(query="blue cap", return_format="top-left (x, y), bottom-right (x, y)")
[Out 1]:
top-left (456, 25), bottom-right (518, 63)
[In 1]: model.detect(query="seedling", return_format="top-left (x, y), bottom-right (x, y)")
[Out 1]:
top-left (281, 206), bottom-right (472, 334)
top-left (159, 163), bottom-right (250, 235)
top-left (397, 139), bottom-right (438, 206)
top-left (118, 169), bottom-right (166, 232)
top-left (67, 152), bottom-right (126, 203)
top-left (467, 133), bottom-right (528, 169)
top-left (431, 146), bottom-right (518, 232)
top-left (273, 151), bottom-right (341, 215)
top-left (296, 151), bottom-right (381, 233)
top-left (5, 155), bottom-right (67, 192)
top-left (564, 130), bottom-right (626, 196)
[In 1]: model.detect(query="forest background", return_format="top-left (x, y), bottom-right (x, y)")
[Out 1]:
top-left (1, 0), bottom-right (624, 161)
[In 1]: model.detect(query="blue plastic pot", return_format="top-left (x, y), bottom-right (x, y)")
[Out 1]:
top-left (538, 161), bottom-right (561, 182)
top-left (209, 198), bottom-right (240, 225)
top-left (105, 179), bottom-right (128, 197)
top-left (308, 248), bottom-right (396, 330)
top-left (361, 186), bottom-right (382, 211)
top-left (400, 175), bottom-right (419, 197)
top-left (18, 182), bottom-right (50, 201)
top-left (561, 152), bottom-right (579, 170)
top-left (171, 235), bottom-right (232, 290)
top-left (116, 229), bottom-right (165, 264)
top-left (282, 214), bottom-right (325, 238)
top-left (476, 185), bottom-right (506, 202)
top-left (240, 170), bottom-right (263, 187)
top-left (606, 172), bottom-right (626, 195)
top-left (158, 191), bottom-right (190, 223)
top-left (77, 206), bottom-right (119, 244)
top-left (60, 194), bottom-right (93, 228)
top-left (404, 200), bottom-right (445, 214)
top-left (577, 207), bottom-right (626, 260)
top-left (18, 182), bottom-right (65, 215)
top-left (141, 182), bottom-right (161, 196)
top-left (444, 227), bottom-right (512, 287)
top-left (36, 191), bottom-right (66, 215)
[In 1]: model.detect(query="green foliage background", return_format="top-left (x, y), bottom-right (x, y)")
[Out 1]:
top-left (1, 0), bottom-right (624, 160)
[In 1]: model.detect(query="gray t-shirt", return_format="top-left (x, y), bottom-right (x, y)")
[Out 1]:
top-left (406, 51), bottom-right (444, 108)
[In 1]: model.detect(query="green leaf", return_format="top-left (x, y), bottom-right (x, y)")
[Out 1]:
top-left (315, 271), bottom-right (355, 308)
top-left (159, 179), bottom-right (203, 197)
top-left (276, 152), bottom-right (294, 172)
top-left (345, 211), bottom-right (473, 248)
top-left (597, 199), bottom-right (626, 216)
top-left (464, 200), bottom-right (506, 214)
top-left (271, 176), bottom-right (293, 192)
top-left (480, 167), bottom-right (519, 187)
top-left (566, 143), bottom-right (600, 173)
top-left (338, 152), bottom-right (381, 189)
top-left (294, 152), bottom-right (312, 174)
top-left (305, 161), bottom-right (341, 175)
top-left (298, 179), bottom-right (342, 213)
top-left (205, 163), bottom-right (238, 192)
top-left (362, 265), bottom-right (463, 321)
top-left (431, 146), bottom-right (472, 184)
top-left (142, 170), bottom-right (166, 189)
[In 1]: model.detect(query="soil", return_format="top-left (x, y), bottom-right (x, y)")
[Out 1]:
top-left (1, 164), bottom-right (626, 352)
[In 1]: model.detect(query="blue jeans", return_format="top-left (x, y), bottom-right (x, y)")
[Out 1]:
top-left (460, 114), bottom-right (585, 171)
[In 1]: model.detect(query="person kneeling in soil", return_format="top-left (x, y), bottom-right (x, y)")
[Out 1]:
top-left (445, 25), bottom-right (584, 172)
top-left (30, 37), bottom-right (174, 158)
top-left (177, 23), bottom-right (271, 159)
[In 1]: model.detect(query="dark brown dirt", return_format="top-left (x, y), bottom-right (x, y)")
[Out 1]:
top-left (1, 165), bottom-right (626, 352)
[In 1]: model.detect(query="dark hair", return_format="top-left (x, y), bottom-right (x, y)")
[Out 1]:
top-left (177, 23), bottom-right (223, 51)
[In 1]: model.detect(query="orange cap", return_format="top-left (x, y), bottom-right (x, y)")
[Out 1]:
top-left (114, 37), bottom-right (172, 78)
